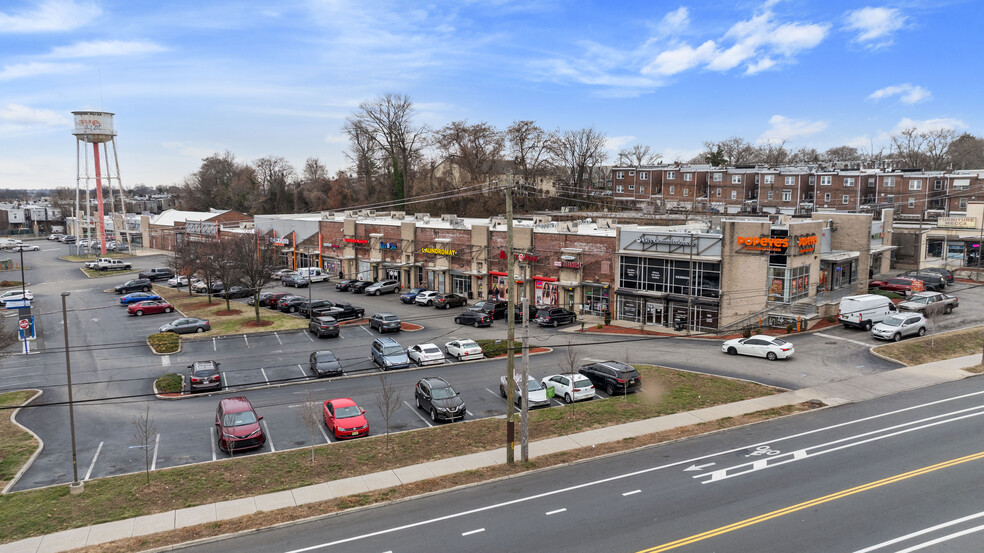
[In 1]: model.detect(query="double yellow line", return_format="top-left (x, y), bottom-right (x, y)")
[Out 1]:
top-left (640, 450), bottom-right (984, 552)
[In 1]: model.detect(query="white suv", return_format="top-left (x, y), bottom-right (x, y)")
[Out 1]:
top-left (414, 291), bottom-right (440, 306)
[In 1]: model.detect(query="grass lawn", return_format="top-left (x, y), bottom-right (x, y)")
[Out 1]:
top-left (872, 326), bottom-right (984, 366)
top-left (80, 267), bottom-right (139, 278)
top-left (60, 252), bottom-right (133, 263)
top-left (0, 365), bottom-right (792, 544)
top-left (0, 391), bottom-right (40, 492)
top-left (154, 285), bottom-right (308, 336)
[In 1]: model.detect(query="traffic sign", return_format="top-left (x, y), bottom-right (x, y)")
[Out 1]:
top-left (18, 319), bottom-right (29, 330)
top-left (5, 299), bottom-right (29, 309)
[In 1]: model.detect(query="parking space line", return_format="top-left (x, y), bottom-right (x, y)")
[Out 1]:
top-left (161, 355), bottom-right (170, 368)
top-left (84, 441), bottom-right (103, 481)
top-left (466, 410), bottom-right (474, 417)
top-left (275, 332), bottom-right (283, 345)
top-left (622, 489), bottom-right (641, 496)
top-left (213, 337), bottom-right (217, 351)
top-left (297, 364), bottom-right (307, 379)
top-left (361, 326), bottom-right (373, 337)
top-left (485, 388), bottom-right (500, 398)
top-left (243, 334), bottom-right (249, 347)
top-left (546, 508), bottom-right (567, 516)
top-left (317, 419), bottom-right (332, 443)
top-left (551, 398), bottom-right (565, 407)
top-left (221, 372), bottom-right (228, 390)
top-left (404, 400), bottom-right (433, 427)
top-left (261, 420), bottom-right (275, 451)
top-left (305, 331), bottom-right (314, 342)
top-left (151, 434), bottom-right (160, 470)
top-left (260, 368), bottom-right (269, 385)
top-left (210, 426), bottom-right (217, 461)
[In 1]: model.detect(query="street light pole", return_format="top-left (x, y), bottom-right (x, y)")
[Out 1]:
top-left (686, 231), bottom-right (695, 335)
top-left (61, 292), bottom-right (82, 493)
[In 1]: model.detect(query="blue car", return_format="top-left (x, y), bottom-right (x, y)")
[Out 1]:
top-left (400, 287), bottom-right (426, 304)
top-left (120, 292), bottom-right (162, 305)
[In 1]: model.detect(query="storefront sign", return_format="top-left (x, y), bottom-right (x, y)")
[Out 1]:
top-left (322, 243), bottom-right (342, 248)
top-left (380, 242), bottom-right (398, 250)
top-left (269, 237), bottom-right (289, 246)
top-left (938, 217), bottom-right (976, 229)
top-left (737, 236), bottom-right (788, 252)
top-left (554, 260), bottom-right (582, 269)
top-left (635, 235), bottom-right (692, 246)
top-left (619, 230), bottom-right (721, 257)
top-left (794, 234), bottom-right (817, 254)
top-left (499, 250), bottom-right (539, 262)
top-left (344, 238), bottom-right (368, 244)
top-left (422, 247), bottom-right (456, 256)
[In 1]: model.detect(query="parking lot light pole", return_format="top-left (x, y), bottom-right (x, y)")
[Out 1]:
top-left (61, 292), bottom-right (82, 493)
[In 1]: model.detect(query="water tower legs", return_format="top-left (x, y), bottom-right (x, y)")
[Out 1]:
top-left (92, 143), bottom-right (107, 256)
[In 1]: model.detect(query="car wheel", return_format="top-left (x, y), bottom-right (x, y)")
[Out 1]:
top-left (606, 383), bottom-right (616, 395)
top-left (766, 352), bottom-right (778, 361)
top-left (196, 327), bottom-right (205, 333)
top-left (862, 321), bottom-right (873, 331)
top-left (893, 332), bottom-right (902, 342)
top-left (499, 385), bottom-right (506, 398)
top-left (455, 318), bottom-right (461, 324)
top-left (565, 393), bottom-right (573, 404)
top-left (290, 307), bottom-right (297, 313)
top-left (457, 353), bottom-right (463, 362)
top-left (430, 408), bottom-right (437, 422)
top-left (553, 320), bottom-right (559, 328)
top-left (415, 395), bottom-right (422, 408)
top-left (164, 307), bottom-right (172, 313)
top-left (727, 347), bottom-right (737, 355)
top-left (142, 287), bottom-right (150, 292)
top-left (474, 321), bottom-right (480, 328)
top-left (946, 305), bottom-right (953, 314)
top-left (918, 327), bottom-right (926, 336)
top-left (135, 310), bottom-right (143, 316)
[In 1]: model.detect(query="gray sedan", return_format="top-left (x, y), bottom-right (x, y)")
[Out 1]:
top-left (871, 313), bottom-right (927, 342)
top-left (159, 317), bottom-right (211, 334)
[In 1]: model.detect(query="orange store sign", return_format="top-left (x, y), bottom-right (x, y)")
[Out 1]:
top-left (796, 234), bottom-right (817, 253)
top-left (736, 236), bottom-right (788, 252)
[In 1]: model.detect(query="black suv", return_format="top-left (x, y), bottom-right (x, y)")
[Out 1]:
top-left (317, 303), bottom-right (365, 321)
top-left (308, 316), bottom-right (340, 338)
top-left (279, 296), bottom-right (309, 313)
top-left (114, 278), bottom-right (152, 294)
top-left (188, 361), bottom-right (221, 392)
top-left (474, 300), bottom-right (508, 319)
top-left (414, 377), bottom-right (466, 422)
top-left (309, 350), bottom-right (342, 377)
top-left (139, 267), bottom-right (175, 281)
top-left (579, 360), bottom-right (642, 396)
top-left (535, 307), bottom-right (577, 327)
top-left (898, 271), bottom-right (946, 291)
top-left (335, 279), bottom-right (357, 291)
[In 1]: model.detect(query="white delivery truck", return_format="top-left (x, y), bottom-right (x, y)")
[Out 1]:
top-left (296, 267), bottom-right (329, 283)
top-left (838, 294), bottom-right (898, 330)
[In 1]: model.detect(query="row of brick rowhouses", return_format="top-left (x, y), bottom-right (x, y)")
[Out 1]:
top-left (611, 164), bottom-right (984, 217)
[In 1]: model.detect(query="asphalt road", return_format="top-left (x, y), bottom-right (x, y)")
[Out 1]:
top-left (3, 245), bottom-right (980, 491)
top-left (174, 377), bottom-right (984, 553)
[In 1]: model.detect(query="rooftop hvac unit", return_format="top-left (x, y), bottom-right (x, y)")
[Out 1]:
top-left (321, 211), bottom-right (335, 219)
top-left (558, 221), bottom-right (579, 232)
top-left (413, 213), bottom-right (429, 220)
top-left (390, 211), bottom-right (405, 219)
top-left (595, 218), bottom-right (614, 229)
top-left (533, 215), bottom-right (552, 224)
top-left (344, 210), bottom-right (358, 218)
top-left (440, 214), bottom-right (457, 223)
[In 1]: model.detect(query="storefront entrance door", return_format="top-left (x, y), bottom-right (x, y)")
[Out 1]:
top-left (646, 301), bottom-right (663, 325)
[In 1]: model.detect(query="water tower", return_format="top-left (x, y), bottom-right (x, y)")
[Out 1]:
top-left (72, 111), bottom-right (130, 255)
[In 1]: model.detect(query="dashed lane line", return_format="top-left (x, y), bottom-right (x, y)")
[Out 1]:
top-left (546, 508), bottom-right (567, 516)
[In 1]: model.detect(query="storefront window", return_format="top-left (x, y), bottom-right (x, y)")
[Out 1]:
top-left (584, 286), bottom-right (608, 316)
top-left (947, 242), bottom-right (965, 260)
top-left (619, 255), bottom-right (720, 297)
top-left (768, 265), bottom-right (810, 302)
top-left (617, 296), bottom-right (642, 322)
top-left (451, 274), bottom-right (471, 297)
top-left (926, 240), bottom-right (944, 258)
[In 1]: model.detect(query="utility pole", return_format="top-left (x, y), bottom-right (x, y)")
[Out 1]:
top-left (62, 292), bottom-right (82, 493)
top-left (976, 220), bottom-right (983, 282)
top-left (686, 231), bottom-right (695, 335)
top-left (521, 296), bottom-right (530, 462)
top-left (505, 184), bottom-right (516, 465)
top-left (916, 210), bottom-right (924, 285)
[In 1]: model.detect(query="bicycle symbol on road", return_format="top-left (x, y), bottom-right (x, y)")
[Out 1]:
top-left (745, 445), bottom-right (781, 457)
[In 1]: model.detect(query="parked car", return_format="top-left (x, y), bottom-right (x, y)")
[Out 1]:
top-left (271, 268), bottom-right (297, 280)
top-left (444, 339), bottom-right (483, 361)
top-left (500, 374), bottom-right (550, 408)
top-left (188, 360), bottom-right (221, 392)
top-left (453, 311), bottom-right (492, 327)
top-left (298, 299), bottom-right (334, 317)
top-left (898, 291), bottom-right (959, 314)
top-left (515, 304), bottom-right (541, 321)
top-left (868, 277), bottom-right (925, 297)
top-left (476, 300), bottom-right (509, 319)
top-left (281, 273), bottom-right (310, 288)
top-left (579, 361), bottom-right (643, 396)
top-left (369, 312), bottom-right (402, 333)
top-left (138, 268), bottom-right (175, 281)
top-left (219, 286), bottom-right (252, 299)
top-left (0, 289), bottom-right (33, 304)
top-left (721, 335), bottom-right (794, 361)
top-left (541, 373), bottom-right (596, 403)
top-left (10, 243), bottom-right (39, 252)
top-left (871, 313), bottom-right (928, 342)
top-left (400, 287), bottom-right (426, 303)
top-left (279, 295), bottom-right (310, 313)
top-left (119, 292), bottom-right (162, 305)
top-left (350, 280), bottom-right (375, 294)
top-left (309, 350), bottom-right (342, 377)
top-left (127, 300), bottom-right (174, 316)
top-left (898, 271), bottom-right (946, 291)
top-left (295, 267), bottom-right (329, 283)
top-left (308, 316), bottom-right (340, 338)
top-left (334, 279), bottom-right (357, 291)
top-left (370, 337), bottom-right (411, 370)
top-left (407, 343), bottom-right (446, 366)
top-left (415, 377), bottom-right (465, 422)
top-left (322, 398), bottom-right (369, 439)
top-left (918, 267), bottom-right (954, 284)
top-left (215, 396), bottom-right (264, 452)
top-left (414, 291), bottom-right (440, 306)
top-left (432, 293), bottom-right (467, 309)
top-left (48, 234), bottom-right (63, 241)
top-left (247, 291), bottom-right (275, 306)
top-left (192, 280), bottom-right (224, 294)
top-left (167, 275), bottom-right (196, 287)
top-left (364, 279), bottom-right (400, 296)
top-left (261, 292), bottom-right (293, 308)
top-left (838, 294), bottom-right (899, 330)
top-left (534, 307), bottom-right (577, 327)
top-left (159, 317), bottom-right (211, 334)
top-left (62, 235), bottom-right (77, 243)
top-left (114, 278), bottom-right (152, 294)
top-left (317, 303), bottom-right (365, 321)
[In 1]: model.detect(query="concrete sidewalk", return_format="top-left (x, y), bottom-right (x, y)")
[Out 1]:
top-left (4, 354), bottom-right (980, 553)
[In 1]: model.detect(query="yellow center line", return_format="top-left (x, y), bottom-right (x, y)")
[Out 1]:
top-left (639, 450), bottom-right (984, 553)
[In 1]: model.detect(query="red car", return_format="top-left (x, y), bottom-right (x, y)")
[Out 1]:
top-left (869, 277), bottom-right (925, 297)
top-left (127, 300), bottom-right (174, 316)
top-left (215, 397), bottom-right (265, 452)
top-left (322, 398), bottom-right (369, 439)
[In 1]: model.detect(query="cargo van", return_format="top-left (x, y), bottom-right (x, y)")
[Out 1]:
top-left (838, 294), bottom-right (898, 330)
top-left (295, 267), bottom-right (328, 283)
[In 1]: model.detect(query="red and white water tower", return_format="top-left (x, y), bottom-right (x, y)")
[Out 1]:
top-left (72, 111), bottom-right (129, 255)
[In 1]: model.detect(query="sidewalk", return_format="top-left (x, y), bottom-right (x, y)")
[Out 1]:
top-left (4, 354), bottom-right (980, 553)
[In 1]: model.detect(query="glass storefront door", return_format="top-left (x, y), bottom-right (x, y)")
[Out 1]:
top-left (646, 300), bottom-right (663, 325)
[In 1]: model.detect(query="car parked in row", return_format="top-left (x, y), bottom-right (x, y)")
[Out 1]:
top-left (350, 280), bottom-right (374, 294)
top-left (414, 291), bottom-right (440, 306)
top-left (160, 317), bottom-right (211, 334)
top-left (297, 299), bottom-right (334, 317)
top-left (11, 243), bottom-right (39, 252)
top-left (535, 307), bottom-right (577, 327)
top-left (432, 293), bottom-right (467, 309)
top-left (192, 280), bottom-right (224, 294)
top-left (454, 311), bottom-right (492, 327)
top-left (308, 316), bottom-right (340, 338)
top-left (868, 277), bottom-right (924, 297)
top-left (919, 267), bottom-right (954, 284)
top-left (281, 273), bottom-right (310, 288)
top-left (219, 286), bottom-right (253, 299)
top-left (271, 268), bottom-right (297, 280)
top-left (127, 300), bottom-right (174, 316)
top-left (322, 398), bottom-right (369, 439)
top-left (365, 279), bottom-right (400, 296)
top-left (189, 361), bottom-right (221, 392)
top-left (119, 292), bottom-right (162, 305)
top-left (368, 312), bottom-right (402, 333)
top-left (468, 300), bottom-right (507, 319)
top-left (0, 289), bottom-right (33, 304)
top-left (541, 373), bottom-right (595, 403)
top-left (721, 335), bottom-right (794, 361)
top-left (579, 361), bottom-right (642, 396)
top-left (400, 287), bottom-right (426, 303)
top-left (317, 303), bottom-right (365, 321)
top-left (370, 337), bottom-right (410, 370)
top-left (279, 295), bottom-right (309, 313)
top-left (167, 275), bottom-right (198, 287)
top-left (500, 374), bottom-right (550, 408)
top-left (215, 396), bottom-right (264, 452)
top-left (139, 268), bottom-right (175, 281)
top-left (898, 271), bottom-right (946, 291)
top-left (334, 279), bottom-right (357, 291)
top-left (898, 291), bottom-right (958, 314)
top-left (246, 291), bottom-right (275, 306)
top-left (871, 313), bottom-right (928, 342)
top-left (445, 339), bottom-right (483, 361)
top-left (309, 350), bottom-right (342, 377)
top-left (407, 343), bottom-right (445, 366)
top-left (260, 292), bottom-right (293, 308)
top-left (114, 278), bottom-right (152, 294)
top-left (415, 377), bottom-right (465, 422)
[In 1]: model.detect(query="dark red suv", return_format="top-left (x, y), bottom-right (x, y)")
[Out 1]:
top-left (215, 397), bottom-right (265, 452)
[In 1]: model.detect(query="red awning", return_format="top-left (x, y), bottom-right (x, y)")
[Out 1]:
top-left (489, 271), bottom-right (508, 276)
top-left (532, 275), bottom-right (558, 282)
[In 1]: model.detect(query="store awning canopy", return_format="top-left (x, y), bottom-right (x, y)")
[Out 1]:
top-left (820, 251), bottom-right (859, 262)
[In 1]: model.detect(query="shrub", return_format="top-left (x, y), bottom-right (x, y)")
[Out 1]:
top-left (604, 310), bottom-right (611, 326)
top-left (475, 339), bottom-right (523, 358)
top-left (155, 373), bottom-right (182, 394)
top-left (825, 315), bottom-right (837, 323)
top-left (741, 327), bottom-right (752, 338)
top-left (148, 332), bottom-right (179, 353)
top-left (754, 327), bottom-right (763, 335)
top-left (596, 323), bottom-right (603, 329)
top-left (786, 323), bottom-right (795, 333)
top-left (0, 280), bottom-right (22, 287)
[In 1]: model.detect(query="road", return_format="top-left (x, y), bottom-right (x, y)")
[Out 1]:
top-left (176, 377), bottom-right (984, 553)
top-left (2, 245), bottom-right (979, 490)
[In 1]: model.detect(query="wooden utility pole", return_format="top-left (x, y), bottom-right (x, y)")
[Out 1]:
top-left (505, 184), bottom-right (516, 465)
top-left (521, 296), bottom-right (530, 462)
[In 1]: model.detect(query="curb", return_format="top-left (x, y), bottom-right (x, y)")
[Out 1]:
top-left (2, 389), bottom-right (44, 494)
top-left (146, 337), bottom-right (182, 356)
top-left (154, 376), bottom-right (187, 400)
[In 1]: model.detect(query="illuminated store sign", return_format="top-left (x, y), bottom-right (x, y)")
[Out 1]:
top-left (421, 247), bottom-right (456, 256)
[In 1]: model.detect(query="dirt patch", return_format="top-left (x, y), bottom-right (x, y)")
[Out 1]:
top-left (242, 320), bottom-right (275, 328)
top-left (214, 310), bottom-right (243, 316)
top-left (186, 301), bottom-right (218, 310)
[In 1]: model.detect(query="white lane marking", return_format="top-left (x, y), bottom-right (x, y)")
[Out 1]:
top-left (243, 334), bottom-right (249, 347)
top-left (361, 325), bottom-right (374, 336)
top-left (282, 389), bottom-right (984, 553)
top-left (318, 421), bottom-right (332, 444)
top-left (161, 355), bottom-right (170, 367)
top-left (275, 332), bottom-right (283, 345)
top-left (622, 490), bottom-right (641, 496)
top-left (890, 524), bottom-right (984, 553)
top-left (466, 410), bottom-right (474, 417)
top-left (262, 420), bottom-right (275, 452)
top-left (305, 331), bottom-right (314, 342)
top-left (210, 426), bottom-right (217, 461)
top-left (461, 528), bottom-right (485, 537)
top-left (853, 510), bottom-right (984, 552)
top-left (404, 400), bottom-right (433, 427)
top-left (260, 368), bottom-right (269, 385)
top-left (151, 434), bottom-right (160, 471)
top-left (683, 463), bottom-right (716, 472)
top-left (485, 388), bottom-right (500, 398)
top-left (298, 364), bottom-right (307, 378)
top-left (221, 372), bottom-right (228, 390)
top-left (213, 337), bottom-right (217, 352)
top-left (545, 508), bottom-right (567, 516)
top-left (822, 333), bottom-right (872, 347)
top-left (84, 441), bottom-right (104, 481)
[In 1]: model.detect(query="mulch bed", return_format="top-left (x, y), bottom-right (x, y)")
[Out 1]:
top-left (243, 320), bottom-right (275, 328)
top-left (492, 347), bottom-right (550, 358)
top-left (580, 316), bottom-right (841, 340)
top-left (400, 322), bottom-right (424, 331)
top-left (214, 309), bottom-right (243, 316)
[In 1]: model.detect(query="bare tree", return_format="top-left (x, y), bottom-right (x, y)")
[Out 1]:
top-left (300, 391), bottom-right (324, 463)
top-left (210, 239), bottom-right (242, 312)
top-left (194, 241), bottom-right (223, 304)
top-left (923, 301), bottom-right (948, 346)
top-left (130, 404), bottom-right (158, 485)
top-left (551, 127), bottom-right (608, 197)
top-left (947, 133), bottom-right (984, 170)
top-left (375, 374), bottom-right (402, 451)
top-left (617, 144), bottom-right (661, 166)
top-left (506, 121), bottom-right (554, 193)
top-left (707, 137), bottom-right (756, 166)
top-left (347, 93), bottom-right (427, 202)
top-left (557, 340), bottom-right (581, 420)
top-left (226, 233), bottom-right (279, 322)
top-left (254, 156), bottom-right (298, 214)
top-left (757, 140), bottom-right (789, 167)
top-left (433, 121), bottom-right (505, 190)
top-left (343, 118), bottom-right (383, 203)
top-left (822, 145), bottom-right (860, 163)
top-left (789, 147), bottom-right (821, 164)
top-left (170, 237), bottom-right (199, 297)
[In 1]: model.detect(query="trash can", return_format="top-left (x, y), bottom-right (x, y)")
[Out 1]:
top-left (673, 318), bottom-right (684, 331)
top-left (468, 291), bottom-right (473, 300)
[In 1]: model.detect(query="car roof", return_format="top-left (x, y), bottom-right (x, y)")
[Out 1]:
top-left (376, 336), bottom-right (400, 345)
top-left (218, 396), bottom-right (254, 413)
top-left (420, 376), bottom-right (451, 387)
top-left (327, 397), bottom-right (357, 408)
top-left (313, 315), bottom-right (337, 322)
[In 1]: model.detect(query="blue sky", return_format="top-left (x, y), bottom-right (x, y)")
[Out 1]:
top-left (0, 0), bottom-right (980, 190)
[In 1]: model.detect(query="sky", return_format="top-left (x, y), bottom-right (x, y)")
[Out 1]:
top-left (0, 0), bottom-right (982, 190)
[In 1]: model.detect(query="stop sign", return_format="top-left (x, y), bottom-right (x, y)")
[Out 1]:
top-left (18, 319), bottom-right (29, 330)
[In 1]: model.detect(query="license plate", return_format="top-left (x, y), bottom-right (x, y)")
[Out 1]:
top-left (629, 379), bottom-right (635, 384)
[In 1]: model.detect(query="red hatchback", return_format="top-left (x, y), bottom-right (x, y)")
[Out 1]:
top-left (869, 277), bottom-right (925, 297)
top-left (127, 300), bottom-right (174, 316)
top-left (215, 397), bottom-right (265, 452)
top-left (322, 398), bottom-right (369, 439)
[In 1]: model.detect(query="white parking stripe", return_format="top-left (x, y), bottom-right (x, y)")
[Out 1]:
top-left (212, 337), bottom-right (216, 351)
top-left (361, 326), bottom-right (373, 336)
top-left (305, 331), bottom-right (314, 342)
top-left (151, 434), bottom-right (160, 471)
top-left (461, 528), bottom-right (485, 537)
top-left (404, 400), bottom-right (433, 427)
top-left (161, 355), bottom-right (170, 368)
top-left (260, 368), bottom-right (269, 384)
top-left (823, 333), bottom-right (872, 347)
top-left (243, 334), bottom-right (249, 347)
top-left (210, 426), bottom-right (217, 461)
top-left (84, 441), bottom-right (103, 481)
top-left (545, 508), bottom-right (567, 516)
top-left (622, 489), bottom-right (641, 496)
top-left (298, 364), bottom-right (307, 378)
top-left (317, 419), bottom-right (332, 443)
top-left (261, 420), bottom-right (275, 452)
top-left (275, 332), bottom-right (283, 345)
top-left (221, 372), bottom-right (228, 390)
top-left (466, 410), bottom-right (474, 417)
top-left (485, 388), bottom-right (500, 398)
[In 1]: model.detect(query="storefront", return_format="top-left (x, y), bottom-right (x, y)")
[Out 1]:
top-left (450, 271), bottom-right (472, 297)
top-left (819, 252), bottom-right (858, 292)
top-left (582, 284), bottom-right (608, 316)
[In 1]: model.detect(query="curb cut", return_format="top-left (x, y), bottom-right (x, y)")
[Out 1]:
top-left (2, 389), bottom-right (44, 494)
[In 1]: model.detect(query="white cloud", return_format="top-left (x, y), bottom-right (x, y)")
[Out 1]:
top-left (845, 7), bottom-right (906, 48)
top-left (891, 117), bottom-right (966, 134)
top-left (657, 6), bottom-right (690, 36)
top-left (0, 61), bottom-right (83, 80)
top-left (47, 40), bottom-right (167, 58)
top-left (758, 115), bottom-right (827, 143)
top-left (867, 84), bottom-right (931, 104)
top-left (605, 136), bottom-right (635, 151)
top-left (0, 104), bottom-right (68, 127)
top-left (642, 40), bottom-right (717, 76)
top-left (0, 0), bottom-right (100, 33)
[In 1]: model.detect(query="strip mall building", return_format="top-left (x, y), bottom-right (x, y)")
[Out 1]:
top-left (254, 209), bottom-right (894, 331)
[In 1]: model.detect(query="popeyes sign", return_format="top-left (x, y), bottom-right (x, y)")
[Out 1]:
top-left (736, 236), bottom-right (787, 252)
top-left (795, 234), bottom-right (817, 254)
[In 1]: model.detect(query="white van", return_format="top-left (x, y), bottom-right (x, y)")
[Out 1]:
top-left (838, 294), bottom-right (898, 330)
top-left (295, 267), bottom-right (328, 283)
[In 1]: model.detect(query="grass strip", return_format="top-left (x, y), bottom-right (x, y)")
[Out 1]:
top-left (153, 285), bottom-right (307, 336)
top-left (0, 391), bottom-right (41, 492)
top-left (872, 325), bottom-right (984, 366)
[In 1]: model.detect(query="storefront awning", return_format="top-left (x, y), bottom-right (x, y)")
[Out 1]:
top-left (462, 271), bottom-right (485, 276)
top-left (559, 281), bottom-right (581, 288)
top-left (870, 245), bottom-right (898, 254)
top-left (532, 275), bottom-right (558, 282)
top-left (489, 270), bottom-right (508, 277)
top-left (820, 251), bottom-right (859, 262)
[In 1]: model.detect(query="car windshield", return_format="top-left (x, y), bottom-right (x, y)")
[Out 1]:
top-left (382, 346), bottom-right (404, 356)
top-left (432, 386), bottom-right (457, 399)
top-left (527, 379), bottom-right (543, 392)
top-left (422, 346), bottom-right (441, 355)
top-left (223, 411), bottom-right (257, 427)
top-left (459, 340), bottom-right (479, 349)
top-left (908, 296), bottom-right (930, 304)
top-left (883, 316), bottom-right (906, 326)
top-left (316, 352), bottom-right (336, 362)
top-left (334, 405), bottom-right (362, 418)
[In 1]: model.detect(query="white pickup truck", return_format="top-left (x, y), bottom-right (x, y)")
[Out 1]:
top-left (85, 258), bottom-right (132, 271)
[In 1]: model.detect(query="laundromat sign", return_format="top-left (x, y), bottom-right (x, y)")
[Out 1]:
top-left (421, 247), bottom-right (456, 256)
